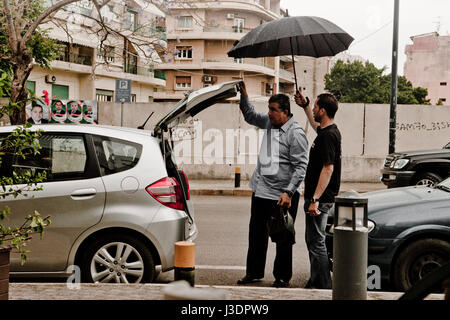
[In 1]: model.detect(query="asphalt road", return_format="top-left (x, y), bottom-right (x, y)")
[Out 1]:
top-left (158, 195), bottom-right (311, 288)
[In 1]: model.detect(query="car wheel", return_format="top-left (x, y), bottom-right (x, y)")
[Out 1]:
top-left (413, 172), bottom-right (442, 187)
top-left (394, 239), bottom-right (450, 291)
top-left (81, 234), bottom-right (155, 284)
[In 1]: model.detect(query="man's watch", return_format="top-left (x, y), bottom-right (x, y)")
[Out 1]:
top-left (311, 198), bottom-right (319, 203)
top-left (284, 190), bottom-right (294, 198)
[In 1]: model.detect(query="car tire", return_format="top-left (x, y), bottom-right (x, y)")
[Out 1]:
top-left (80, 234), bottom-right (155, 284)
top-left (393, 238), bottom-right (450, 291)
top-left (413, 172), bottom-right (442, 187)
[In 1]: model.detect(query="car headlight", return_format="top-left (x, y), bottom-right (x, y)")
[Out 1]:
top-left (390, 158), bottom-right (409, 169)
top-left (368, 220), bottom-right (376, 233)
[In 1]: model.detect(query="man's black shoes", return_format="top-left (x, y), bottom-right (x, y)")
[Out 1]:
top-left (272, 279), bottom-right (290, 288)
top-left (237, 276), bottom-right (262, 285)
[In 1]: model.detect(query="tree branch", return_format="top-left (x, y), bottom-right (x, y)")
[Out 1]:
top-left (22, 0), bottom-right (81, 44)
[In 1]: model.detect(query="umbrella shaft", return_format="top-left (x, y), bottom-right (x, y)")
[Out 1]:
top-left (289, 37), bottom-right (299, 93)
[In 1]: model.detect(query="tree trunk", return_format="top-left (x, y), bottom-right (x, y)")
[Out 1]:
top-left (9, 46), bottom-right (34, 125)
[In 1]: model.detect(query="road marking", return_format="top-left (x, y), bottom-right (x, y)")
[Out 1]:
top-left (196, 265), bottom-right (246, 271)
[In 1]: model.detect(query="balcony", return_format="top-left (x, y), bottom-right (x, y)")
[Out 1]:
top-left (125, 23), bottom-right (167, 41)
top-left (202, 57), bottom-right (274, 69)
top-left (123, 65), bottom-right (156, 77)
top-left (55, 52), bottom-right (93, 66)
top-left (278, 68), bottom-right (295, 83)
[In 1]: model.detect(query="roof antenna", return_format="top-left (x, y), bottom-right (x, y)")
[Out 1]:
top-left (138, 111), bottom-right (154, 130)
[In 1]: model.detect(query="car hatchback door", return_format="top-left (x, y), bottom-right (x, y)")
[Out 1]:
top-left (3, 132), bottom-right (106, 272)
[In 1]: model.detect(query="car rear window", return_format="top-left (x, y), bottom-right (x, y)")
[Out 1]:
top-left (92, 135), bottom-right (142, 176)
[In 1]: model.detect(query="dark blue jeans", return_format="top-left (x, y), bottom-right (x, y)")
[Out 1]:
top-left (304, 200), bottom-right (333, 289)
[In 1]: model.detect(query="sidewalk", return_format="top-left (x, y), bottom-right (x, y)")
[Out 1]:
top-left (7, 282), bottom-right (445, 300)
top-left (189, 179), bottom-right (387, 196)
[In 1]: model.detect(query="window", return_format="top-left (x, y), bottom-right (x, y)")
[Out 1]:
top-left (440, 82), bottom-right (447, 86)
top-left (124, 8), bottom-right (138, 31)
top-left (131, 94), bottom-right (136, 102)
top-left (11, 134), bottom-right (88, 182)
top-left (176, 46), bottom-right (193, 60)
top-left (233, 18), bottom-right (245, 33)
top-left (176, 76), bottom-right (191, 89)
top-left (177, 16), bottom-right (193, 29)
top-left (96, 89), bottom-right (114, 102)
top-left (92, 135), bottom-right (142, 176)
top-left (26, 81), bottom-right (36, 95)
top-left (52, 84), bottom-right (69, 100)
top-left (97, 45), bottom-right (115, 63)
top-left (234, 57), bottom-right (244, 64)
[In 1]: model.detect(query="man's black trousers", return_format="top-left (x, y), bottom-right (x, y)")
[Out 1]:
top-left (245, 192), bottom-right (300, 282)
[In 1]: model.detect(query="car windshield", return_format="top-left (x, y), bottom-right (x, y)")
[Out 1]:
top-left (436, 177), bottom-right (450, 192)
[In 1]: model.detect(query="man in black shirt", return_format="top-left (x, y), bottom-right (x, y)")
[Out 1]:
top-left (295, 91), bottom-right (341, 289)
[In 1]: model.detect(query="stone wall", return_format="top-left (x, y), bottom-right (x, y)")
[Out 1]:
top-left (97, 100), bottom-right (450, 182)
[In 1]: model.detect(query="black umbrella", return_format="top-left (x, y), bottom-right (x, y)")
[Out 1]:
top-left (227, 16), bottom-right (354, 92)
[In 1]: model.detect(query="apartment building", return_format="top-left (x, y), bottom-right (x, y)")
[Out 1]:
top-left (404, 32), bottom-right (450, 105)
top-left (153, 0), bottom-right (298, 101)
top-left (26, 0), bottom-right (166, 103)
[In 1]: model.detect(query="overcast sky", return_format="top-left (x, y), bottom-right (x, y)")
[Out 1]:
top-left (280, 0), bottom-right (450, 75)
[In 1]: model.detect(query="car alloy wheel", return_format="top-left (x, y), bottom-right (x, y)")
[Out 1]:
top-left (90, 242), bottom-right (145, 283)
top-left (81, 234), bottom-right (155, 284)
top-left (414, 172), bottom-right (442, 187)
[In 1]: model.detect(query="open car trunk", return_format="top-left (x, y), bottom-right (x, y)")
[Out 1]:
top-left (153, 80), bottom-right (241, 228)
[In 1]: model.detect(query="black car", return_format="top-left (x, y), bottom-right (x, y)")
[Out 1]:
top-left (380, 142), bottom-right (450, 188)
top-left (326, 178), bottom-right (450, 291)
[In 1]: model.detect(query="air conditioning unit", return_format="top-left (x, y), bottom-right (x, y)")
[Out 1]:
top-left (203, 75), bottom-right (213, 83)
top-left (226, 13), bottom-right (235, 19)
top-left (45, 75), bottom-right (57, 83)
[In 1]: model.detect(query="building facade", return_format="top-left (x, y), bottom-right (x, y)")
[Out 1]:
top-left (153, 0), bottom-right (298, 101)
top-left (27, 0), bottom-right (167, 103)
top-left (404, 32), bottom-right (450, 105)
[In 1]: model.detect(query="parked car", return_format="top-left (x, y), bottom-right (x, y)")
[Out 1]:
top-left (0, 80), bottom-right (240, 283)
top-left (380, 142), bottom-right (450, 188)
top-left (326, 178), bottom-right (450, 291)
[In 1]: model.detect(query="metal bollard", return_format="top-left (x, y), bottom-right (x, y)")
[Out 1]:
top-left (234, 166), bottom-right (241, 188)
top-left (332, 193), bottom-right (369, 300)
top-left (174, 241), bottom-right (195, 286)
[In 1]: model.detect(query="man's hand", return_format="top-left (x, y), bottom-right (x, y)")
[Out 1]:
top-left (294, 91), bottom-right (310, 109)
top-left (308, 201), bottom-right (321, 216)
top-left (238, 81), bottom-right (248, 99)
top-left (277, 192), bottom-right (291, 208)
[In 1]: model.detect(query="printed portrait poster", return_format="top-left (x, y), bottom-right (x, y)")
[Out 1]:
top-left (25, 100), bottom-right (50, 124)
top-left (49, 99), bottom-right (98, 124)
top-left (50, 99), bottom-right (67, 123)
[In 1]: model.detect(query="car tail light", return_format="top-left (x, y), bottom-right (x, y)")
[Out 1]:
top-left (146, 177), bottom-right (184, 211)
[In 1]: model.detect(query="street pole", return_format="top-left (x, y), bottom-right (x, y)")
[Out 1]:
top-left (389, 0), bottom-right (400, 154)
top-left (120, 98), bottom-right (124, 127)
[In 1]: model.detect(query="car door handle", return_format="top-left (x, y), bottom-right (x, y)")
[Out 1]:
top-left (71, 188), bottom-right (97, 200)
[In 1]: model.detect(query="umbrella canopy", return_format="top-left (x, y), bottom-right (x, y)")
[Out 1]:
top-left (227, 16), bottom-right (354, 91)
top-left (228, 16), bottom-right (354, 58)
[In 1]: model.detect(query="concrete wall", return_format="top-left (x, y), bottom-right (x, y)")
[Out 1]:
top-left (98, 100), bottom-right (450, 182)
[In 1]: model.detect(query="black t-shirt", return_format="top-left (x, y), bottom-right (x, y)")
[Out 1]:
top-left (304, 124), bottom-right (342, 203)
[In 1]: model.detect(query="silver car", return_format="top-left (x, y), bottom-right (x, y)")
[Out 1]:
top-left (1, 80), bottom-right (240, 283)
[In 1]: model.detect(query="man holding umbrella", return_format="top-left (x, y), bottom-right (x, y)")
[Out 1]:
top-left (237, 81), bottom-right (308, 288)
top-left (295, 91), bottom-right (342, 289)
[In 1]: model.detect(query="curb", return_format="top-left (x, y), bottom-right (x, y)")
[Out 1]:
top-left (190, 189), bottom-right (379, 197)
top-left (190, 189), bottom-right (253, 196)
